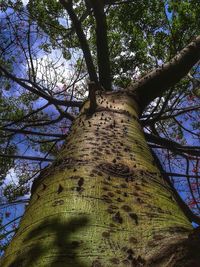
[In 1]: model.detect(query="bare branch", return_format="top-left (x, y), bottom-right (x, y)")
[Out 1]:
top-left (2, 128), bottom-right (65, 138)
top-left (0, 154), bottom-right (54, 162)
top-left (0, 65), bottom-right (82, 108)
top-left (151, 149), bottom-right (200, 225)
top-left (146, 133), bottom-right (200, 157)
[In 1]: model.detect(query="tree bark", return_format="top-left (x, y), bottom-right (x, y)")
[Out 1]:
top-left (1, 92), bottom-right (200, 267)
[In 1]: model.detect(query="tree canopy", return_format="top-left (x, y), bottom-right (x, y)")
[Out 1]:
top-left (0, 0), bottom-right (200, 255)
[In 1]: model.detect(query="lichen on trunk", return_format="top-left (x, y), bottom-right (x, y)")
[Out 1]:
top-left (1, 92), bottom-right (199, 267)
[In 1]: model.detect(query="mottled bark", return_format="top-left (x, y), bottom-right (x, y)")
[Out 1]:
top-left (1, 92), bottom-right (200, 267)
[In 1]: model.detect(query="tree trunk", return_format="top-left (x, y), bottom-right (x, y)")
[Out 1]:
top-left (1, 92), bottom-right (200, 267)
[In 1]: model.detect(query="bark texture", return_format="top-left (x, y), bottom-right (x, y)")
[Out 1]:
top-left (1, 92), bottom-right (200, 267)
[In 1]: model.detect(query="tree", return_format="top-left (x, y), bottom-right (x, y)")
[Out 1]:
top-left (1, 0), bottom-right (200, 266)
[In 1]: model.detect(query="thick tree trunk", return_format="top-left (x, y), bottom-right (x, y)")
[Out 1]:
top-left (1, 92), bottom-right (200, 267)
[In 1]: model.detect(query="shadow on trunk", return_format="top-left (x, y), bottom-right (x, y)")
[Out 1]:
top-left (9, 216), bottom-right (89, 267)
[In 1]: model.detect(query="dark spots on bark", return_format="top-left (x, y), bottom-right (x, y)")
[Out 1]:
top-left (109, 205), bottom-right (118, 210)
top-left (102, 231), bottom-right (110, 238)
top-left (147, 239), bottom-right (157, 247)
top-left (127, 248), bottom-right (134, 255)
top-left (78, 177), bottom-right (84, 187)
top-left (167, 226), bottom-right (191, 234)
top-left (122, 246), bottom-right (129, 252)
top-left (120, 183), bottom-right (128, 188)
top-left (102, 195), bottom-right (112, 203)
top-left (130, 256), bottom-right (146, 266)
top-left (70, 175), bottom-right (82, 180)
top-left (97, 163), bottom-right (133, 179)
top-left (121, 205), bottom-right (132, 212)
top-left (70, 241), bottom-right (81, 248)
top-left (52, 199), bottom-right (64, 207)
top-left (107, 204), bottom-right (118, 214)
top-left (129, 237), bottom-right (138, 244)
top-left (112, 212), bottom-right (123, 224)
top-left (122, 259), bottom-right (130, 265)
top-left (107, 207), bottom-right (115, 214)
top-left (133, 192), bottom-right (139, 197)
top-left (129, 213), bottom-right (138, 225)
top-left (137, 197), bottom-right (144, 204)
top-left (36, 194), bottom-right (40, 199)
top-left (103, 181), bottom-right (111, 186)
top-left (153, 234), bottom-right (164, 241)
top-left (135, 185), bottom-right (141, 191)
top-left (92, 260), bottom-right (103, 267)
top-left (107, 192), bottom-right (115, 198)
top-left (109, 258), bottom-right (120, 265)
top-left (116, 197), bottom-right (124, 202)
top-left (76, 177), bottom-right (84, 192)
top-left (127, 254), bottom-right (134, 261)
top-left (41, 183), bottom-right (46, 190)
top-left (76, 186), bottom-right (83, 192)
top-left (102, 186), bottom-right (109, 191)
top-left (57, 184), bottom-right (64, 194)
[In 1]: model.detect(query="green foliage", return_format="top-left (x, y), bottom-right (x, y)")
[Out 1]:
top-left (27, 0), bottom-right (200, 87)
top-left (3, 183), bottom-right (29, 202)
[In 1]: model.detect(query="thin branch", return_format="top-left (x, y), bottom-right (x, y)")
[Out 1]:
top-left (0, 65), bottom-right (82, 108)
top-left (143, 104), bottom-right (200, 124)
top-left (2, 128), bottom-right (65, 138)
top-left (165, 172), bottom-right (200, 179)
top-left (151, 149), bottom-right (200, 225)
top-left (173, 117), bottom-right (199, 137)
top-left (0, 216), bottom-right (22, 232)
top-left (4, 103), bottom-right (50, 127)
top-left (146, 133), bottom-right (200, 157)
top-left (0, 154), bottom-right (54, 162)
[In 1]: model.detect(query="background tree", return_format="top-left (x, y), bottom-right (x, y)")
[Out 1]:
top-left (0, 0), bottom-right (200, 266)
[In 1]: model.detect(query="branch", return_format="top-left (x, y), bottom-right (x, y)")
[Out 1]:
top-left (88, 81), bottom-right (97, 114)
top-left (0, 215), bottom-right (22, 232)
top-left (151, 149), bottom-right (200, 225)
top-left (59, 0), bottom-right (98, 85)
top-left (146, 133), bottom-right (200, 157)
top-left (89, 0), bottom-right (111, 90)
top-left (4, 102), bottom-right (50, 127)
top-left (0, 65), bottom-right (82, 108)
top-left (2, 128), bottom-right (65, 138)
top-left (128, 35), bottom-right (200, 110)
top-left (165, 172), bottom-right (200, 179)
top-left (0, 154), bottom-right (54, 162)
top-left (142, 104), bottom-right (200, 124)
